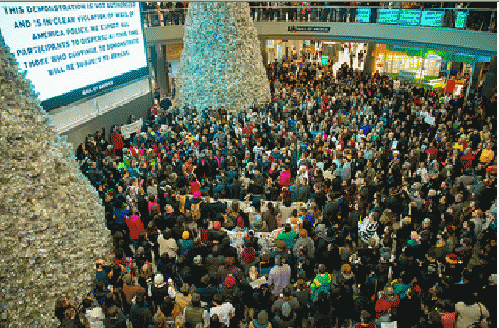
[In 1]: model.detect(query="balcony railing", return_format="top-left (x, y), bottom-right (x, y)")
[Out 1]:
top-left (143, 6), bottom-right (496, 33)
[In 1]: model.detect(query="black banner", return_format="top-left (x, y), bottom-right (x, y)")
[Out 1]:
top-left (40, 66), bottom-right (149, 111)
top-left (288, 26), bottom-right (331, 33)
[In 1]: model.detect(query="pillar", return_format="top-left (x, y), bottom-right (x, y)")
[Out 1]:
top-left (363, 42), bottom-right (377, 77)
top-left (471, 61), bottom-right (484, 89)
top-left (261, 38), bottom-right (269, 66)
top-left (481, 56), bottom-right (497, 99)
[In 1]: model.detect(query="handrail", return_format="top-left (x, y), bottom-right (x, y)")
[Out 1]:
top-left (143, 6), bottom-right (497, 33)
top-left (142, 7), bottom-right (497, 12)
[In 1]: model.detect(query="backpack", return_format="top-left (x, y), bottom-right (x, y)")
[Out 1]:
top-left (281, 300), bottom-right (293, 319)
top-left (184, 307), bottom-right (204, 328)
top-left (305, 211), bottom-right (315, 226)
top-left (179, 195), bottom-right (186, 214)
top-left (253, 214), bottom-right (263, 231)
top-left (191, 202), bottom-right (201, 221)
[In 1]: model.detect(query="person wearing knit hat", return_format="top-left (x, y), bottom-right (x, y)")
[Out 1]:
top-left (193, 255), bottom-right (202, 265)
top-left (178, 230), bottom-right (193, 257)
top-left (235, 217), bottom-right (246, 232)
top-left (154, 273), bottom-right (164, 286)
top-left (213, 221), bottom-right (221, 230)
top-left (122, 273), bottom-right (146, 306)
top-left (275, 240), bottom-right (286, 250)
top-left (224, 274), bottom-right (236, 288)
top-left (249, 310), bottom-right (270, 328)
top-left (151, 274), bottom-right (169, 314)
top-left (342, 263), bottom-right (352, 274)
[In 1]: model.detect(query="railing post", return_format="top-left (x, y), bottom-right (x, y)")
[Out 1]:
top-left (489, 10), bottom-right (495, 32)
top-left (308, 13), bottom-right (311, 22)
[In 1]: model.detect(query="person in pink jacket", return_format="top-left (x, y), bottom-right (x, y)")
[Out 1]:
top-left (126, 210), bottom-right (145, 252)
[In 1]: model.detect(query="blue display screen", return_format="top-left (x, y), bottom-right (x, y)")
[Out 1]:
top-left (421, 10), bottom-right (445, 27)
top-left (399, 9), bottom-right (421, 26)
top-left (357, 8), bottom-right (371, 23)
top-left (378, 9), bottom-right (399, 24)
top-left (455, 11), bottom-right (467, 28)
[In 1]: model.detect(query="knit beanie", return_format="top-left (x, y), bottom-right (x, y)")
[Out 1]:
top-left (224, 274), bottom-right (236, 288)
top-left (257, 311), bottom-right (269, 325)
top-left (154, 274), bottom-right (164, 285)
top-left (281, 301), bottom-right (292, 318)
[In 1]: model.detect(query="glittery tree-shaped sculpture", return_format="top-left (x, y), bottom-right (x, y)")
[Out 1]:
top-left (175, 2), bottom-right (271, 111)
top-left (0, 34), bottom-right (113, 327)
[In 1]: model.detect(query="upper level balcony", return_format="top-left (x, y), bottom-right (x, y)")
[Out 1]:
top-left (142, 6), bottom-right (497, 56)
top-left (143, 6), bottom-right (496, 32)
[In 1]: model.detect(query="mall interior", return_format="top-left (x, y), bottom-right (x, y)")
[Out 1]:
top-left (0, 2), bottom-right (497, 328)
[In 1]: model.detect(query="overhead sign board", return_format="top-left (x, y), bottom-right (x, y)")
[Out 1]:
top-left (399, 9), bottom-right (421, 26)
top-left (455, 11), bottom-right (468, 28)
top-left (378, 9), bottom-right (399, 24)
top-left (357, 8), bottom-right (371, 23)
top-left (288, 26), bottom-right (331, 33)
top-left (421, 10), bottom-right (445, 27)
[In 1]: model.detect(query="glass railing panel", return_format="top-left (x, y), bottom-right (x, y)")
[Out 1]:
top-left (142, 7), bottom-right (496, 33)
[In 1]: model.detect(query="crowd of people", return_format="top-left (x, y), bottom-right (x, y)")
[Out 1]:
top-left (56, 48), bottom-right (497, 328)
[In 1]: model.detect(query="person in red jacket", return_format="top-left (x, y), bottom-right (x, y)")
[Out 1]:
top-left (126, 209), bottom-right (145, 252)
top-left (110, 126), bottom-right (124, 158)
top-left (375, 286), bottom-right (400, 325)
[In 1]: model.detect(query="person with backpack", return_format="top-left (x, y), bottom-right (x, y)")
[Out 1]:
top-left (240, 240), bottom-right (257, 275)
top-left (252, 207), bottom-right (266, 232)
top-left (293, 229), bottom-right (315, 260)
top-left (271, 287), bottom-right (299, 327)
top-left (249, 310), bottom-right (272, 328)
top-left (455, 288), bottom-right (490, 328)
top-left (129, 291), bottom-right (153, 328)
top-left (177, 231), bottom-right (193, 257)
top-left (183, 293), bottom-right (209, 328)
top-left (310, 264), bottom-right (332, 302)
top-left (276, 224), bottom-right (297, 252)
top-left (149, 274), bottom-right (169, 315)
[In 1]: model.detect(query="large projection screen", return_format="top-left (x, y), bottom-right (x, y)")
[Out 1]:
top-left (0, 2), bottom-right (149, 111)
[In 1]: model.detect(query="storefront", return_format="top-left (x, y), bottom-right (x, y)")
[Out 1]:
top-left (373, 44), bottom-right (488, 96)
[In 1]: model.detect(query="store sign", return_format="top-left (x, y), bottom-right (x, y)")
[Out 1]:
top-left (357, 8), bottom-right (371, 23)
top-left (378, 9), bottom-right (399, 24)
top-left (426, 53), bottom-right (442, 61)
top-left (476, 55), bottom-right (491, 63)
top-left (399, 9), bottom-right (421, 26)
top-left (288, 26), bottom-right (331, 33)
top-left (399, 70), bottom-right (416, 83)
top-left (421, 10), bottom-right (445, 27)
top-left (455, 11), bottom-right (467, 28)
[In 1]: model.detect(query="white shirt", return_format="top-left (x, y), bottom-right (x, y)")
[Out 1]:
top-left (210, 303), bottom-right (235, 327)
top-left (86, 307), bottom-right (105, 328)
top-left (455, 302), bottom-right (489, 328)
top-left (168, 286), bottom-right (176, 299)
